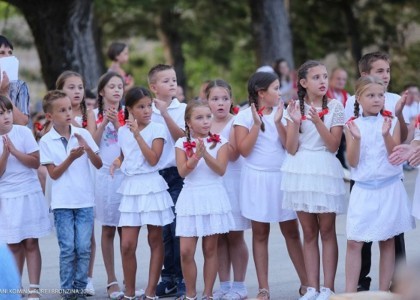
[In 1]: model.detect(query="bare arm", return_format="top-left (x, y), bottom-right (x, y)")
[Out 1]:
top-left (12, 104), bottom-right (29, 125)
top-left (202, 143), bottom-right (229, 176)
top-left (45, 147), bottom-right (84, 180)
top-left (0, 143), bottom-right (9, 177)
top-left (383, 119), bottom-right (400, 155)
top-left (344, 123), bottom-right (361, 168)
top-left (85, 109), bottom-right (97, 136)
top-left (134, 135), bottom-right (164, 166)
top-left (234, 104), bottom-right (262, 157)
top-left (176, 148), bottom-right (199, 178)
top-left (227, 125), bottom-right (240, 162)
top-left (3, 136), bottom-right (39, 169)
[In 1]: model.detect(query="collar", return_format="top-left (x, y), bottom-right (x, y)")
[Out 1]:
top-left (152, 98), bottom-right (181, 114)
top-left (49, 124), bottom-right (77, 140)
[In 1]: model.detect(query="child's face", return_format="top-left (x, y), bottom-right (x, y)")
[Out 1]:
top-left (47, 97), bottom-right (73, 127)
top-left (150, 69), bottom-right (177, 100)
top-left (100, 76), bottom-right (124, 105)
top-left (85, 98), bottom-right (97, 110)
top-left (62, 76), bottom-right (84, 107)
top-left (208, 87), bottom-right (232, 120)
top-left (0, 45), bottom-right (13, 58)
top-left (330, 70), bottom-right (347, 90)
top-left (365, 59), bottom-right (390, 89)
top-left (260, 79), bottom-right (281, 107)
top-left (116, 47), bottom-right (129, 64)
top-left (0, 107), bottom-right (13, 133)
top-left (187, 106), bottom-right (212, 138)
top-left (300, 65), bottom-right (328, 98)
top-left (127, 97), bottom-right (152, 127)
top-left (358, 83), bottom-right (385, 117)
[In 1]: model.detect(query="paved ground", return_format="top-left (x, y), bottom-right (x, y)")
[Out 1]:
top-left (20, 170), bottom-right (419, 300)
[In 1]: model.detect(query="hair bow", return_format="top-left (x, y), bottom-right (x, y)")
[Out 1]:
top-left (381, 110), bottom-right (393, 118)
top-left (257, 106), bottom-right (266, 117)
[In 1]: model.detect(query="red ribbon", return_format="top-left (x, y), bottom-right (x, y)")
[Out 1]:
top-left (207, 133), bottom-right (221, 143)
top-left (257, 106), bottom-right (265, 117)
top-left (301, 108), bottom-right (329, 121)
top-left (34, 122), bottom-right (44, 131)
top-left (97, 109), bottom-right (126, 126)
top-left (345, 116), bottom-right (357, 125)
top-left (232, 106), bottom-right (240, 115)
top-left (381, 110), bottom-right (393, 118)
top-left (183, 141), bottom-right (196, 157)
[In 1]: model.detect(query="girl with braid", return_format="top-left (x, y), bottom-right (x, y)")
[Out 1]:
top-left (174, 99), bottom-right (233, 300)
top-left (281, 60), bottom-right (346, 300)
top-left (344, 76), bottom-right (414, 293)
top-left (234, 72), bottom-right (307, 300)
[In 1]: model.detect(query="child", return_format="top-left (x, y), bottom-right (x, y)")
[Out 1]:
top-left (344, 76), bottom-right (414, 292)
top-left (281, 60), bottom-right (346, 299)
top-left (39, 90), bottom-right (102, 300)
top-left (0, 95), bottom-right (51, 300)
top-left (110, 86), bottom-right (175, 300)
top-left (175, 99), bottom-right (233, 300)
top-left (149, 64), bottom-right (187, 298)
top-left (234, 72), bottom-right (308, 300)
top-left (206, 80), bottom-right (250, 299)
top-left (91, 72), bottom-right (126, 299)
top-left (107, 42), bottom-right (134, 91)
top-left (343, 51), bottom-right (408, 291)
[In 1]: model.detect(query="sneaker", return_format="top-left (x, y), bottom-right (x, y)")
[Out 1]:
top-left (156, 280), bottom-right (177, 297)
top-left (85, 278), bottom-right (95, 296)
top-left (299, 287), bottom-right (319, 300)
top-left (357, 276), bottom-right (371, 292)
top-left (175, 280), bottom-right (186, 298)
top-left (316, 287), bottom-right (334, 300)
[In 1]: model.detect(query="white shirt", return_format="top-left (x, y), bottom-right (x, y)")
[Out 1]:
top-left (402, 102), bottom-right (419, 123)
top-left (0, 125), bottom-right (42, 198)
top-left (151, 98), bottom-right (186, 169)
top-left (118, 122), bottom-right (166, 175)
top-left (39, 125), bottom-right (99, 209)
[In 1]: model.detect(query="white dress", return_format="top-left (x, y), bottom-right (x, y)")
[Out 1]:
top-left (94, 109), bottom-right (124, 226)
top-left (281, 99), bottom-right (346, 213)
top-left (117, 122), bottom-right (174, 227)
top-left (234, 107), bottom-right (296, 223)
top-left (411, 128), bottom-right (420, 219)
top-left (175, 136), bottom-right (233, 237)
top-left (0, 126), bottom-right (51, 243)
top-left (219, 118), bottom-right (251, 231)
top-left (347, 115), bottom-right (415, 242)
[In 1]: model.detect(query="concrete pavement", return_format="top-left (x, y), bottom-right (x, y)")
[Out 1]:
top-left (21, 170), bottom-right (419, 300)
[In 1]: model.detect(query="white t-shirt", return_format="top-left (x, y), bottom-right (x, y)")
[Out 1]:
top-left (0, 125), bottom-right (42, 198)
top-left (118, 122), bottom-right (166, 175)
top-left (233, 106), bottom-right (286, 170)
top-left (39, 125), bottom-right (99, 209)
top-left (403, 102), bottom-right (419, 123)
top-left (151, 98), bottom-right (186, 169)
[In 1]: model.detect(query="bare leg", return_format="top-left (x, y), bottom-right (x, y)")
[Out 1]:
top-left (318, 213), bottom-right (338, 291)
top-left (8, 243), bottom-right (25, 276)
top-left (23, 238), bottom-right (42, 298)
top-left (145, 225), bottom-right (164, 297)
top-left (180, 237), bottom-right (198, 298)
top-left (379, 239), bottom-right (395, 291)
top-left (345, 240), bottom-right (363, 292)
top-left (217, 234), bottom-right (231, 282)
top-left (101, 226), bottom-right (120, 294)
top-left (202, 235), bottom-right (219, 297)
top-left (251, 221), bottom-right (270, 290)
top-left (121, 226), bottom-right (140, 297)
top-left (227, 231), bottom-right (248, 282)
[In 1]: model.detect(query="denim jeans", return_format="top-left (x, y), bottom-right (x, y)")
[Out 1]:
top-left (54, 208), bottom-right (93, 295)
top-left (159, 167), bottom-right (184, 283)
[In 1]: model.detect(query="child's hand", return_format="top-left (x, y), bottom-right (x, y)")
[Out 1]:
top-left (195, 138), bottom-right (205, 159)
top-left (126, 119), bottom-right (139, 137)
top-left (2, 135), bottom-right (17, 156)
top-left (105, 107), bottom-right (119, 126)
top-left (307, 106), bottom-right (321, 124)
top-left (74, 133), bottom-right (91, 152)
top-left (109, 157), bottom-right (122, 178)
top-left (0, 70), bottom-right (10, 95)
top-left (154, 98), bottom-right (169, 115)
top-left (408, 146), bottom-right (420, 167)
top-left (287, 100), bottom-right (302, 124)
top-left (395, 91), bottom-right (407, 117)
top-left (382, 117), bottom-right (392, 136)
top-left (250, 103), bottom-right (262, 126)
top-left (69, 146), bottom-right (85, 160)
top-left (1, 136), bottom-right (10, 158)
top-left (389, 144), bottom-right (413, 165)
top-left (346, 121), bottom-right (361, 140)
top-left (274, 101), bottom-right (284, 124)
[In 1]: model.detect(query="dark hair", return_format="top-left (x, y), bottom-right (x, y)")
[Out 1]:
top-left (247, 72), bottom-right (279, 132)
top-left (205, 79), bottom-right (235, 114)
top-left (97, 72), bottom-right (124, 120)
top-left (107, 42), bottom-right (127, 61)
top-left (358, 52), bottom-right (390, 75)
top-left (297, 60), bottom-right (328, 129)
top-left (42, 90), bottom-right (68, 114)
top-left (147, 64), bottom-right (174, 84)
top-left (273, 58), bottom-right (291, 86)
top-left (0, 35), bottom-right (13, 50)
top-left (0, 95), bottom-right (13, 111)
top-left (124, 87), bottom-right (153, 120)
top-left (354, 75), bottom-right (386, 118)
top-left (85, 89), bottom-right (96, 99)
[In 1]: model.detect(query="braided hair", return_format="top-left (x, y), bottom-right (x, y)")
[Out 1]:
top-left (97, 71), bottom-right (124, 121)
top-left (247, 72), bottom-right (279, 132)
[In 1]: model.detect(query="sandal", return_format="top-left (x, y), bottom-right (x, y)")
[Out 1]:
top-left (299, 285), bottom-right (308, 296)
top-left (28, 284), bottom-right (41, 300)
top-left (256, 288), bottom-right (270, 300)
top-left (222, 290), bottom-right (248, 300)
top-left (201, 296), bottom-right (214, 300)
top-left (139, 295), bottom-right (159, 300)
top-left (124, 296), bottom-right (137, 300)
top-left (176, 295), bottom-right (197, 300)
top-left (107, 281), bottom-right (124, 300)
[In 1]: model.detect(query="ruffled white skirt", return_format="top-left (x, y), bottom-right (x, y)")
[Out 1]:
top-left (176, 183), bottom-right (233, 237)
top-left (117, 172), bottom-right (174, 227)
top-left (0, 191), bottom-right (52, 243)
top-left (347, 179), bottom-right (415, 242)
top-left (240, 165), bottom-right (296, 223)
top-left (95, 167), bottom-right (124, 226)
top-left (281, 150), bottom-right (346, 213)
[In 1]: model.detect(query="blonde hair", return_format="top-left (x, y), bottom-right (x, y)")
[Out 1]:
top-left (353, 76), bottom-right (385, 117)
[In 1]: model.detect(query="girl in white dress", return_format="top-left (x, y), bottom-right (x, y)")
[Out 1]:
top-left (175, 100), bottom-right (233, 300)
top-left (0, 95), bottom-right (51, 299)
top-left (281, 60), bottom-right (346, 300)
top-left (206, 80), bottom-right (250, 300)
top-left (110, 87), bottom-right (174, 300)
top-left (92, 72), bottom-right (126, 299)
top-left (344, 76), bottom-right (414, 292)
top-left (234, 72), bottom-right (307, 300)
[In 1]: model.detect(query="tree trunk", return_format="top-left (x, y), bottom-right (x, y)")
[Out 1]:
top-left (5, 0), bottom-right (105, 90)
top-left (341, 1), bottom-right (362, 77)
top-left (249, 0), bottom-right (294, 69)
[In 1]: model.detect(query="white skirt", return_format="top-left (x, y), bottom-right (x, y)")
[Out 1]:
top-left (0, 191), bottom-right (52, 243)
top-left (240, 165), bottom-right (296, 223)
top-left (176, 183), bottom-right (233, 237)
top-left (224, 168), bottom-right (251, 231)
top-left (347, 179), bottom-right (415, 242)
top-left (411, 168), bottom-right (420, 219)
top-left (95, 167), bottom-right (124, 226)
top-left (281, 150), bottom-right (346, 213)
top-left (117, 172), bottom-right (174, 227)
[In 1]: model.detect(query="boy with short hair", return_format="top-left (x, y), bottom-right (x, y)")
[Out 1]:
top-left (148, 64), bottom-right (186, 298)
top-left (39, 90), bottom-right (102, 300)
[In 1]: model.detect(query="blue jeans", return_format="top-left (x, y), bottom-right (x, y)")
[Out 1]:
top-left (159, 167), bottom-right (184, 283)
top-left (54, 208), bottom-right (93, 294)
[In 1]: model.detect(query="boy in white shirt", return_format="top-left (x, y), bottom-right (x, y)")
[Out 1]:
top-left (39, 90), bottom-right (102, 300)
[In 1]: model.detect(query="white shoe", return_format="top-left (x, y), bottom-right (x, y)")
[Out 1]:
top-left (343, 168), bottom-right (351, 182)
top-left (299, 287), bottom-right (319, 300)
top-left (85, 277), bottom-right (95, 296)
top-left (316, 287), bottom-right (334, 300)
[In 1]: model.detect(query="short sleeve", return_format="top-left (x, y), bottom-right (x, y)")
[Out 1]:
top-left (39, 137), bottom-right (53, 165)
top-left (21, 126), bottom-right (39, 154)
top-left (175, 137), bottom-right (187, 150)
top-left (331, 100), bottom-right (345, 127)
top-left (152, 123), bottom-right (167, 142)
top-left (233, 109), bottom-right (252, 129)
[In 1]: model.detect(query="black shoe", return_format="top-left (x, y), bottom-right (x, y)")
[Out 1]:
top-left (156, 280), bottom-right (177, 297)
top-left (357, 276), bottom-right (371, 292)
